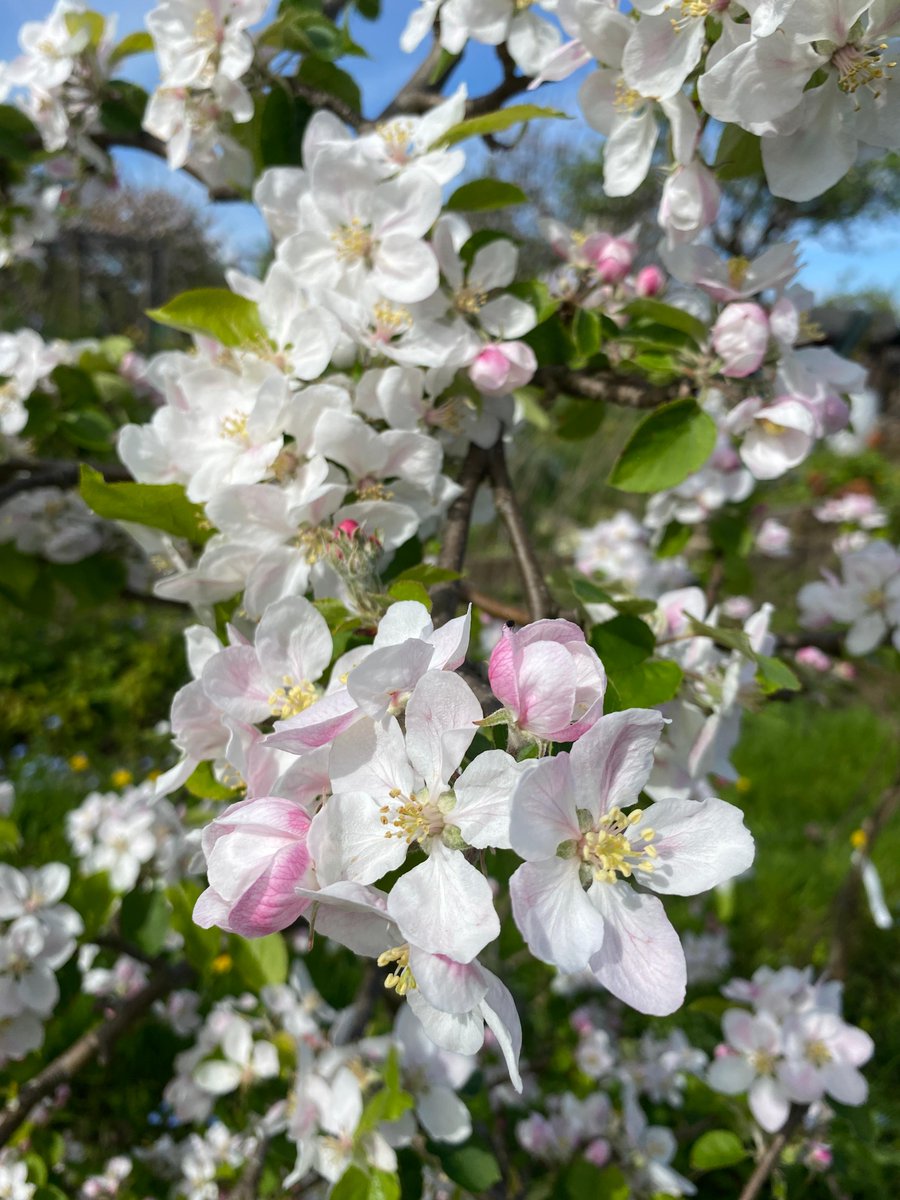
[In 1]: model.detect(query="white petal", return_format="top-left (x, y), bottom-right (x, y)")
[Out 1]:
top-left (638, 796), bottom-right (755, 895)
top-left (588, 884), bottom-right (686, 1015)
top-left (509, 858), bottom-right (605, 974)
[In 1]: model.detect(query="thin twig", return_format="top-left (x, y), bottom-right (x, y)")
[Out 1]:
top-left (487, 440), bottom-right (556, 622)
top-left (462, 585), bottom-right (529, 627)
top-left (737, 1105), bottom-right (806, 1200)
top-left (431, 443), bottom-right (489, 627)
top-left (0, 959), bottom-right (195, 1147)
top-left (536, 366), bottom-right (673, 410)
top-left (231, 1134), bottom-right (271, 1200)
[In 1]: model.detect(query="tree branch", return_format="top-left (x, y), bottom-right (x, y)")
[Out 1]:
top-left (737, 1105), bottom-right (807, 1200)
top-left (0, 959), bottom-right (195, 1148)
top-left (536, 366), bottom-right (674, 410)
top-left (488, 440), bottom-right (556, 622)
top-left (462, 585), bottom-right (530, 627)
top-left (0, 458), bottom-right (131, 507)
top-left (431, 443), bottom-right (489, 627)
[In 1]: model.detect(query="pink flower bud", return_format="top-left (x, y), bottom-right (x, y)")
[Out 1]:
top-left (488, 618), bottom-right (606, 742)
top-left (469, 341), bottom-right (537, 395)
top-left (584, 1139), bottom-right (611, 1167)
top-left (635, 265), bottom-right (665, 297)
top-left (585, 233), bottom-right (635, 283)
top-left (193, 797), bottom-right (313, 938)
top-left (795, 645), bottom-right (832, 672)
top-left (658, 161), bottom-right (720, 245)
top-left (712, 302), bottom-right (769, 378)
top-left (832, 660), bottom-right (857, 681)
top-left (336, 519), bottom-right (360, 538)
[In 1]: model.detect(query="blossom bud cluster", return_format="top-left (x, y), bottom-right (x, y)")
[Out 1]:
top-left (709, 966), bottom-right (874, 1133)
top-left (0, 863), bottom-right (82, 1066)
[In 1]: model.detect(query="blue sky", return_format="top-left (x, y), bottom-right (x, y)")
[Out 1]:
top-left (2, 0), bottom-right (899, 299)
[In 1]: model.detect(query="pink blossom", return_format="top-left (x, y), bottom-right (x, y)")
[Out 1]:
top-left (712, 303), bottom-right (769, 378)
top-left (193, 796), bottom-right (314, 937)
top-left (488, 618), bottom-right (607, 743)
top-left (635, 265), bottom-right (665, 297)
top-left (795, 646), bottom-right (831, 672)
top-left (468, 341), bottom-right (537, 395)
top-left (584, 234), bottom-right (635, 284)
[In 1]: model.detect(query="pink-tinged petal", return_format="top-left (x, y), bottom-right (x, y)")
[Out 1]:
top-left (427, 607), bottom-right (472, 670)
top-left (637, 796), bottom-right (755, 896)
top-left (255, 595), bottom-right (332, 688)
top-left (347, 639), bottom-right (436, 719)
top-left (821, 1062), bottom-right (868, 1106)
top-left (835, 1025), bottom-right (874, 1067)
top-left (224, 844), bottom-right (313, 937)
top-left (707, 1054), bottom-right (755, 1094)
top-left (408, 945), bottom-right (488, 1014)
top-left (406, 988), bottom-right (485, 1056)
top-left (405, 671), bottom-right (482, 790)
top-left (588, 884), bottom-right (686, 1015)
top-left (749, 1075), bottom-right (790, 1133)
top-left (266, 688), bottom-right (361, 753)
top-left (519, 619), bottom-right (586, 649)
top-left (509, 754), bottom-right (579, 860)
top-left (723, 1008), bottom-right (779, 1054)
top-left (329, 715), bottom-right (416, 798)
top-left (202, 645), bottom-right (271, 724)
top-left (479, 967), bottom-right (523, 1093)
top-left (777, 1060), bottom-right (822, 1105)
top-left (516, 641), bottom-right (578, 739)
top-left (510, 858), bottom-right (605, 974)
top-left (308, 790), bottom-right (408, 886)
top-left (488, 626), bottom-right (523, 713)
top-left (294, 881), bottom-right (397, 956)
top-left (570, 709), bottom-right (664, 818)
top-left (388, 843), bottom-right (499, 963)
top-left (193, 886), bottom-right (231, 929)
top-left (453, 750), bottom-right (522, 850)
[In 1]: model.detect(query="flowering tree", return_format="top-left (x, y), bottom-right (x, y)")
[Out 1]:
top-left (0, 2), bottom-right (897, 1198)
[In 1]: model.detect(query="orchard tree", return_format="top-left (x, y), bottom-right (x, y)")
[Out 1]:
top-left (0, 2), bottom-right (897, 1199)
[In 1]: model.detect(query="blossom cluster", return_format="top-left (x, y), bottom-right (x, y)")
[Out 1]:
top-left (708, 965), bottom-right (874, 1133)
top-left (799, 539), bottom-right (900, 655)
top-left (0, 863), bottom-right (82, 1066)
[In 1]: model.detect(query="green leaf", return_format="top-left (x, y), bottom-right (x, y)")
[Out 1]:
top-left (99, 80), bottom-right (148, 136)
top-left (0, 543), bottom-right (41, 606)
top-left (147, 288), bottom-right (268, 349)
top-left (332, 1166), bottom-right (371, 1200)
top-left (431, 1144), bottom-right (501, 1192)
top-left (259, 84), bottom-right (307, 167)
top-left (0, 105), bottom-right (39, 161)
top-left (185, 761), bottom-right (239, 802)
top-left (65, 10), bottom-right (106, 47)
top-left (67, 872), bottom-right (115, 939)
top-left (80, 465), bottom-right (213, 544)
top-left (555, 395), bottom-right (605, 441)
top-left (298, 56), bottom-right (362, 114)
top-left (608, 398), bottom-right (717, 494)
top-left (656, 521), bottom-right (693, 558)
top-left (688, 995), bottom-right (732, 1018)
top-left (513, 385), bottom-right (552, 430)
top-left (755, 654), bottom-right (801, 695)
top-left (624, 298), bottom-right (708, 346)
top-left (232, 932), bottom-right (289, 989)
top-left (589, 615), bottom-right (654, 673)
top-left (119, 888), bottom-right (171, 957)
top-left (60, 409), bottom-right (116, 452)
top-left (391, 564), bottom-right (460, 587)
top-left (358, 1048), bottom-right (415, 1134)
top-left (566, 1162), bottom-right (629, 1200)
top-left (108, 30), bottom-right (154, 65)
top-left (572, 577), bottom-right (617, 608)
top-left (446, 179), bottom-right (528, 212)
top-left (572, 308), bottom-right (602, 360)
top-left (387, 579), bottom-right (431, 608)
top-left (52, 554), bottom-right (127, 607)
top-left (611, 660), bottom-right (683, 708)
top-left (689, 1129), bottom-right (747, 1171)
top-left (714, 124), bottom-right (763, 181)
top-left (438, 104), bottom-right (569, 147)
top-left (368, 1171), bottom-right (401, 1200)
top-left (687, 617), bottom-right (754, 658)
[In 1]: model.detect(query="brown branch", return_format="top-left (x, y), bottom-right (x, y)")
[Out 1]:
top-left (0, 959), bottom-right (195, 1147)
top-left (231, 1134), bottom-right (271, 1200)
top-left (488, 440), bottom-right (556, 622)
top-left (0, 458), bottom-right (131, 507)
top-left (737, 1105), bottom-right (807, 1200)
top-left (431, 443), bottom-right (489, 627)
top-left (536, 366), bottom-right (673, 410)
top-left (462, 585), bottom-right (529, 627)
top-left (827, 779), bottom-right (900, 979)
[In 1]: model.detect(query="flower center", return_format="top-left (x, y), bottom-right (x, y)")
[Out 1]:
top-left (832, 42), bottom-right (896, 94)
top-left (377, 119), bottom-right (415, 161)
top-left (613, 78), bottom-right (643, 113)
top-left (806, 1038), bottom-right (832, 1067)
top-left (758, 417), bottom-right (788, 436)
top-left (377, 943), bottom-right (417, 995)
top-left (332, 218), bottom-right (375, 263)
top-left (355, 478), bottom-right (393, 502)
top-left (372, 299), bottom-right (412, 339)
top-left (220, 411), bottom-right (249, 442)
top-left (670, 1), bottom-right (715, 32)
top-left (727, 256), bottom-right (751, 288)
top-left (579, 806), bottom-right (657, 884)
top-left (194, 8), bottom-right (219, 44)
top-left (268, 676), bottom-right (318, 720)
top-left (455, 285), bottom-right (488, 315)
top-left (749, 1048), bottom-right (777, 1075)
top-left (380, 791), bottom-right (445, 844)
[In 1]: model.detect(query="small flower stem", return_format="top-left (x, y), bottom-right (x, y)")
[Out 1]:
top-left (737, 1105), bottom-right (806, 1200)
